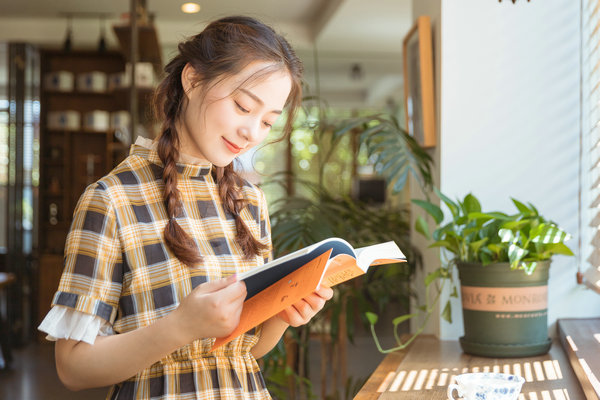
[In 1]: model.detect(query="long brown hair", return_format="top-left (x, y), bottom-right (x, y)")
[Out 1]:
top-left (152, 16), bottom-right (303, 266)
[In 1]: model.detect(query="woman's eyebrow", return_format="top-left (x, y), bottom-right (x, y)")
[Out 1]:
top-left (240, 88), bottom-right (282, 114)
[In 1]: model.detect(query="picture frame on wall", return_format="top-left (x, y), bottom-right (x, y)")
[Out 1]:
top-left (403, 16), bottom-right (436, 148)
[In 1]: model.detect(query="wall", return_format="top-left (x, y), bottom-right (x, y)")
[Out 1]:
top-left (432, 0), bottom-right (600, 340)
top-left (409, 0), bottom-right (442, 336)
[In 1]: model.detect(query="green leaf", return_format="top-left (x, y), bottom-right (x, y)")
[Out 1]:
top-left (359, 121), bottom-right (434, 193)
top-left (466, 212), bottom-right (495, 223)
top-left (470, 211), bottom-right (511, 220)
top-left (354, 123), bottom-right (385, 140)
top-left (498, 229), bottom-right (515, 243)
top-left (501, 220), bottom-right (530, 231)
top-left (415, 215), bottom-right (431, 239)
top-left (480, 252), bottom-right (493, 265)
top-left (428, 240), bottom-right (456, 252)
top-left (365, 311), bottom-right (378, 325)
top-left (425, 269), bottom-right (442, 286)
top-left (392, 314), bottom-right (417, 327)
top-left (332, 118), bottom-right (368, 139)
top-left (511, 198), bottom-right (532, 215)
top-left (441, 301), bottom-right (452, 323)
top-left (528, 202), bottom-right (540, 215)
top-left (468, 238), bottom-right (488, 256)
top-left (463, 193), bottom-right (482, 213)
top-left (433, 221), bottom-right (456, 241)
top-left (521, 261), bottom-right (537, 275)
top-left (391, 166), bottom-right (409, 193)
top-left (450, 286), bottom-right (458, 298)
top-left (539, 242), bottom-right (574, 256)
top-left (508, 243), bottom-right (528, 267)
top-left (487, 243), bottom-right (504, 255)
top-left (439, 267), bottom-right (452, 279)
top-left (412, 199), bottom-right (444, 224)
top-left (434, 188), bottom-right (460, 218)
top-left (530, 224), bottom-right (572, 244)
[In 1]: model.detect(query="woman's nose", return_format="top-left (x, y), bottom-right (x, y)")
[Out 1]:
top-left (239, 119), bottom-right (261, 142)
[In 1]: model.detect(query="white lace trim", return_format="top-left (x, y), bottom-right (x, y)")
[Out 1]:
top-left (38, 306), bottom-right (114, 345)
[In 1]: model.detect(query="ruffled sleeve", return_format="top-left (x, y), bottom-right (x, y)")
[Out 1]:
top-left (38, 305), bottom-right (114, 344)
top-left (37, 181), bottom-right (124, 343)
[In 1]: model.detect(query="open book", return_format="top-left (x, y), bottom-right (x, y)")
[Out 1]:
top-left (211, 238), bottom-right (406, 350)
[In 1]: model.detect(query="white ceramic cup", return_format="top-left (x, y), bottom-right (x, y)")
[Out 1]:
top-left (447, 372), bottom-right (525, 400)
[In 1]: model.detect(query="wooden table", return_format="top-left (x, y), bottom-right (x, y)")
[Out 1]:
top-left (355, 335), bottom-right (586, 400)
top-left (557, 318), bottom-right (600, 399)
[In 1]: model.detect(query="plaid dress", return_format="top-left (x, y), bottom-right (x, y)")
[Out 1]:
top-left (50, 142), bottom-right (273, 399)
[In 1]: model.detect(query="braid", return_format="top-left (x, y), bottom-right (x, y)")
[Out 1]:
top-left (216, 164), bottom-right (268, 259)
top-left (154, 61), bottom-right (202, 267)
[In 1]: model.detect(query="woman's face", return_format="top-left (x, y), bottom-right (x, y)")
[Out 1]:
top-left (178, 61), bottom-right (293, 167)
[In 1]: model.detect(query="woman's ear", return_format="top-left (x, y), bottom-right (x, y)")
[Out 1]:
top-left (181, 63), bottom-right (198, 100)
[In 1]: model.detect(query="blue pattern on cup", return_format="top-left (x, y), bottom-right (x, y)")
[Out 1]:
top-left (447, 372), bottom-right (525, 400)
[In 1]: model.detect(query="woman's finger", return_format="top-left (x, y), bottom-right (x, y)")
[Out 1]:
top-left (218, 280), bottom-right (247, 304)
top-left (302, 293), bottom-right (325, 311)
top-left (315, 286), bottom-right (334, 300)
top-left (195, 274), bottom-right (238, 294)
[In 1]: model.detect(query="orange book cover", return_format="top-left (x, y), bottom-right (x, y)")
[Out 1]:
top-left (211, 239), bottom-right (405, 351)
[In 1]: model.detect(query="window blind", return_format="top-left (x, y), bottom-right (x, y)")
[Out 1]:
top-left (585, 0), bottom-right (600, 278)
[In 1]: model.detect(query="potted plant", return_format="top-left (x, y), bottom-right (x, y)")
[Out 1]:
top-left (411, 189), bottom-right (575, 357)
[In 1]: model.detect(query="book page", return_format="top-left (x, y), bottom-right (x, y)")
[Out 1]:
top-left (354, 241), bottom-right (406, 269)
top-left (240, 238), bottom-right (357, 301)
top-left (211, 249), bottom-right (333, 351)
top-left (321, 254), bottom-right (365, 287)
top-left (238, 237), bottom-right (354, 281)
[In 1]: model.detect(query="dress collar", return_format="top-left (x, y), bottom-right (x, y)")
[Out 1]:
top-left (130, 136), bottom-right (213, 178)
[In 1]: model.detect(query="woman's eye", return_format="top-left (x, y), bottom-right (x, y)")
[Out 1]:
top-left (234, 101), bottom-right (249, 113)
top-left (263, 121), bottom-right (273, 128)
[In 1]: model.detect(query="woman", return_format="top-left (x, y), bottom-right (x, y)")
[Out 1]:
top-left (39, 15), bottom-right (333, 399)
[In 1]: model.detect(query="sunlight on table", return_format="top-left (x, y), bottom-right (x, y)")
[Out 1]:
top-left (376, 359), bottom-right (571, 400)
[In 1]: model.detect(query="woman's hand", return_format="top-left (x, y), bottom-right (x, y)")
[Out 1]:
top-left (171, 275), bottom-right (247, 343)
top-left (276, 286), bottom-right (334, 327)
top-left (251, 286), bottom-right (334, 358)
top-left (54, 275), bottom-right (246, 391)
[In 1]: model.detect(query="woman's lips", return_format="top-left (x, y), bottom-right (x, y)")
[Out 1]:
top-left (222, 137), bottom-right (241, 154)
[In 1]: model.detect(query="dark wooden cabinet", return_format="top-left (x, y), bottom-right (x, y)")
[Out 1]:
top-left (36, 12), bottom-right (163, 334)
top-left (37, 50), bottom-right (149, 332)
top-left (39, 50), bottom-right (128, 254)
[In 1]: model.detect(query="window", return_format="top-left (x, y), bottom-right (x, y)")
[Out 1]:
top-left (583, 1), bottom-right (600, 280)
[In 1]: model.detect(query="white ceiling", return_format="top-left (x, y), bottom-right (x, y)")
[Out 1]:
top-left (0, 0), bottom-right (414, 108)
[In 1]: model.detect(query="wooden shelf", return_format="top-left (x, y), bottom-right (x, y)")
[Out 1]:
top-left (81, 129), bottom-right (116, 135)
top-left (42, 221), bottom-right (71, 229)
top-left (41, 159), bottom-right (65, 167)
top-left (39, 49), bottom-right (129, 257)
top-left (45, 90), bottom-right (115, 97)
top-left (37, 47), bottom-right (155, 333)
top-left (46, 129), bottom-right (114, 136)
top-left (108, 141), bottom-right (130, 150)
top-left (111, 86), bottom-right (154, 94)
top-left (44, 129), bottom-right (77, 135)
top-left (41, 191), bottom-right (64, 197)
top-left (112, 23), bottom-right (163, 74)
top-left (46, 88), bottom-right (154, 96)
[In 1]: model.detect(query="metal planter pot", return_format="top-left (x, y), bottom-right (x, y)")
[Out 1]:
top-left (457, 261), bottom-right (552, 358)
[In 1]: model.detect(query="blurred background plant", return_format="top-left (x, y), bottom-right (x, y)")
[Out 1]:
top-left (255, 92), bottom-right (434, 398)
